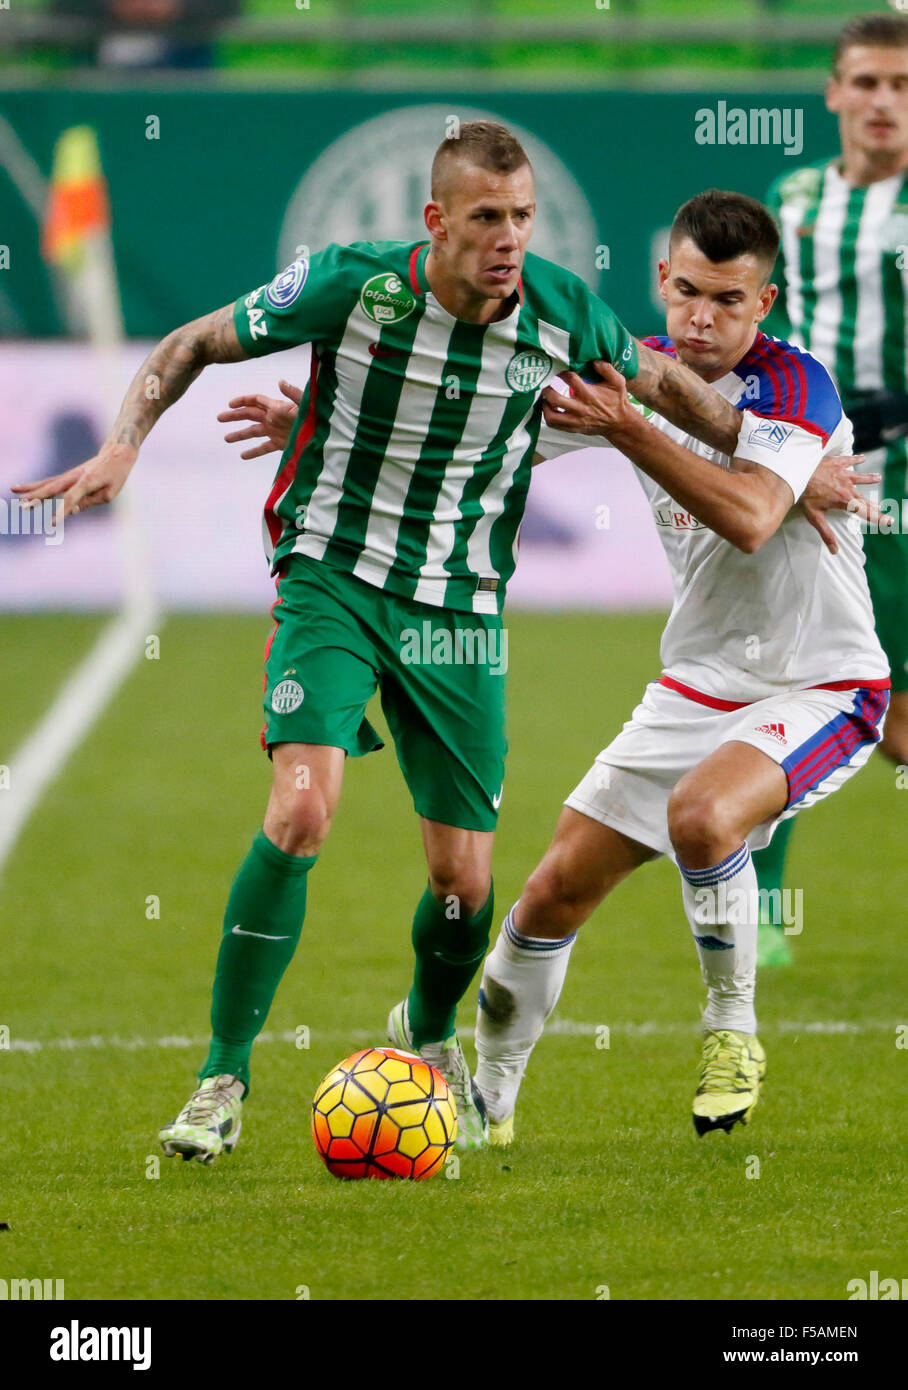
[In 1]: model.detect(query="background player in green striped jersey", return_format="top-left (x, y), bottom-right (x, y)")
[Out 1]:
top-left (15, 121), bottom-right (749, 1163)
top-left (761, 12), bottom-right (908, 966)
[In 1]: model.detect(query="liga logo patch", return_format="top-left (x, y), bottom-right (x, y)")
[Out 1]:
top-left (505, 349), bottom-right (553, 393)
top-left (360, 272), bottom-right (416, 325)
top-left (746, 418), bottom-right (794, 453)
top-left (271, 679), bottom-right (305, 714)
top-left (265, 259), bottom-right (309, 309)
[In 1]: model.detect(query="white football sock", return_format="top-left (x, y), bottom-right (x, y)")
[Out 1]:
top-left (474, 904), bottom-right (576, 1123)
top-left (679, 843), bottom-right (758, 1035)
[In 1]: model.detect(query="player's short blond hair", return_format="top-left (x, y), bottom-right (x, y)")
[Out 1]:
top-left (431, 122), bottom-right (531, 202)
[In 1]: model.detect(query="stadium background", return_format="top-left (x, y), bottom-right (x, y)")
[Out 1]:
top-left (1, 0), bottom-right (906, 1307)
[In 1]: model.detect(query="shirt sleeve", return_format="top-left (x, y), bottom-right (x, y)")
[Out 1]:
top-left (735, 410), bottom-right (827, 501)
top-left (570, 287), bottom-right (639, 380)
top-left (233, 244), bottom-right (356, 356)
top-left (534, 375), bottom-right (621, 460)
top-left (733, 341), bottom-right (845, 502)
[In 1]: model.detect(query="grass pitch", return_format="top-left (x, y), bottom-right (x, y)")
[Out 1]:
top-left (1, 611), bottom-right (905, 1301)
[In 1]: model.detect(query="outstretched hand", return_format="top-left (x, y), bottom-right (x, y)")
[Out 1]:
top-left (11, 442), bottom-right (137, 518)
top-left (800, 454), bottom-right (883, 555)
top-left (218, 379), bottom-right (302, 458)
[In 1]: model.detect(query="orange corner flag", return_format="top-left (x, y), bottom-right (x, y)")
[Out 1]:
top-left (41, 125), bottom-right (111, 270)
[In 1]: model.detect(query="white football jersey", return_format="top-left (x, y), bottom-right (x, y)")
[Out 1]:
top-left (536, 332), bottom-right (889, 703)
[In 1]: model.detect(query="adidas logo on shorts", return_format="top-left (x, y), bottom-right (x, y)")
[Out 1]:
top-left (754, 721), bottom-right (787, 744)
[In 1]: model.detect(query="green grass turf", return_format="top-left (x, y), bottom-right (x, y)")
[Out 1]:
top-left (1, 611), bottom-right (906, 1300)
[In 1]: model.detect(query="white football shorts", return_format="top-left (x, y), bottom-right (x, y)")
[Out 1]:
top-left (565, 678), bottom-right (890, 859)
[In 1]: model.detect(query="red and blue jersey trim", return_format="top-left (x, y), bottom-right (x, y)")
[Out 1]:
top-left (640, 330), bottom-right (841, 445)
top-left (735, 332), bottom-right (840, 446)
top-left (641, 334), bottom-right (677, 358)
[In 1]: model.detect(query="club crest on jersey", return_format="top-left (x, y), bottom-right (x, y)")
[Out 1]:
top-left (360, 272), bottom-right (416, 324)
top-left (778, 165), bottom-right (823, 209)
top-left (265, 259), bottom-right (309, 310)
top-left (746, 418), bottom-right (793, 453)
top-left (505, 349), bottom-right (553, 393)
top-left (271, 679), bottom-right (305, 714)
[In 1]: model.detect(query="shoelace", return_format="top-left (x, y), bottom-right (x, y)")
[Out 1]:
top-left (181, 1080), bottom-right (236, 1124)
top-left (422, 1043), bottom-right (472, 1112)
top-left (699, 1038), bottom-right (747, 1092)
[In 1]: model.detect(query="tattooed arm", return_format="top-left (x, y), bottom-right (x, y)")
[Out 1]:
top-left (12, 304), bottom-right (247, 517)
top-left (626, 340), bottom-right (743, 456)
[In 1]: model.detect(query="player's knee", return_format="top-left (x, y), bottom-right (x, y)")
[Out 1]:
top-left (266, 792), bottom-right (332, 856)
top-left (427, 862), bottom-right (490, 918)
top-left (522, 856), bottom-right (592, 929)
top-left (879, 711), bottom-right (908, 765)
top-left (667, 787), bottom-right (736, 865)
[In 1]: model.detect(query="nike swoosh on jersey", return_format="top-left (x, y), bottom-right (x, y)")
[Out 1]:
top-left (231, 924), bottom-right (290, 940)
top-left (492, 785), bottom-right (504, 809)
top-left (368, 342), bottom-right (406, 358)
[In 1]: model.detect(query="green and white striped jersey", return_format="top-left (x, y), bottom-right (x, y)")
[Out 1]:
top-left (234, 240), bottom-right (637, 613)
top-left (767, 158), bottom-right (908, 405)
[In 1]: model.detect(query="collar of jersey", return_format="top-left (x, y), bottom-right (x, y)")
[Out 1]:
top-left (408, 242), bottom-right (431, 295)
top-left (408, 240), bottom-right (524, 319)
top-left (830, 158), bottom-right (905, 191)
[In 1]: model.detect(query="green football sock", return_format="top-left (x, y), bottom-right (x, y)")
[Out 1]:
top-left (407, 884), bottom-right (494, 1047)
top-left (200, 830), bottom-right (316, 1091)
top-left (752, 816), bottom-right (795, 920)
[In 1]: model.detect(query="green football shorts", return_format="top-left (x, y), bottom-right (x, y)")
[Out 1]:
top-left (260, 554), bottom-right (508, 831)
top-left (864, 443), bottom-right (908, 692)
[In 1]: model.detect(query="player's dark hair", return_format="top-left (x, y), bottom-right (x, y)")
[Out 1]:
top-left (431, 121), bottom-right (531, 200)
top-left (834, 13), bottom-right (908, 74)
top-left (670, 189), bottom-right (780, 278)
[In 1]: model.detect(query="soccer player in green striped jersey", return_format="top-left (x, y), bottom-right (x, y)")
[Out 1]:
top-left (761, 13), bottom-right (908, 966)
top-left (14, 121), bottom-right (745, 1163)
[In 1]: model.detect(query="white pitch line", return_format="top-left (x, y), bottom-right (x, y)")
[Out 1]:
top-left (0, 588), bottom-right (158, 875)
top-left (0, 135), bottom-right (156, 878)
top-left (5, 1019), bottom-right (899, 1055)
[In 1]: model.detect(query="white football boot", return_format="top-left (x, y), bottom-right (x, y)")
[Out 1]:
top-left (159, 1075), bottom-right (244, 1164)
top-left (387, 999), bottom-right (488, 1150)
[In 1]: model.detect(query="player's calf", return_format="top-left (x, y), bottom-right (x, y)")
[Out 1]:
top-left (474, 812), bottom-right (652, 1143)
top-left (474, 906), bottom-right (577, 1145)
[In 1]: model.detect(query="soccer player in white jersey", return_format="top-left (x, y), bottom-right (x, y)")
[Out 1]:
top-left (759, 11), bottom-right (908, 966)
top-left (471, 189), bottom-right (890, 1141)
